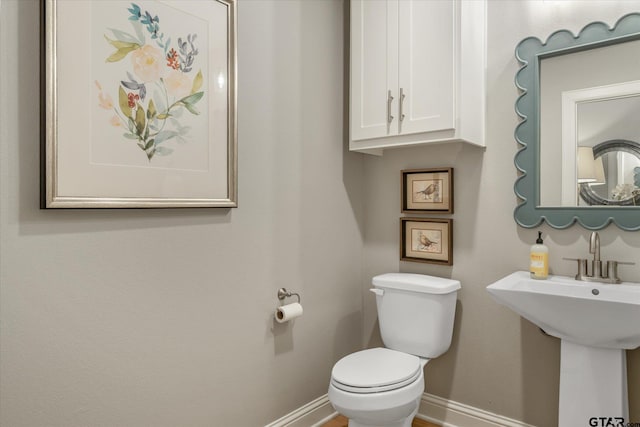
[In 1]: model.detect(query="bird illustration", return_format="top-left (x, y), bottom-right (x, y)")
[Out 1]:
top-left (415, 183), bottom-right (439, 200)
top-left (418, 232), bottom-right (435, 250)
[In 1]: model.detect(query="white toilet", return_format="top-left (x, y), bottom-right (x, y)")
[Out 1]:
top-left (328, 273), bottom-right (460, 427)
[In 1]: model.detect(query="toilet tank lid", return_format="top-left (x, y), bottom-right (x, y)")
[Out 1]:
top-left (372, 273), bottom-right (461, 294)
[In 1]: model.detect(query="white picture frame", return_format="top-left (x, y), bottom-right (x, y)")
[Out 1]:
top-left (42, 0), bottom-right (237, 208)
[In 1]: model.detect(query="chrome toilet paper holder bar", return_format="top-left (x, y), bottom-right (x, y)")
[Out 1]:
top-left (277, 288), bottom-right (301, 304)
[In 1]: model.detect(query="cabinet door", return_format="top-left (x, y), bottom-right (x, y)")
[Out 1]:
top-left (351, 0), bottom-right (399, 141)
top-left (398, 0), bottom-right (455, 135)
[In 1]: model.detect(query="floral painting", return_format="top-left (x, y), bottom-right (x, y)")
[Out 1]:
top-left (92, 1), bottom-right (209, 169)
top-left (44, 0), bottom-right (236, 208)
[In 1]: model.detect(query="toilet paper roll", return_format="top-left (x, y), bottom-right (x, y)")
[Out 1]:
top-left (275, 303), bottom-right (303, 323)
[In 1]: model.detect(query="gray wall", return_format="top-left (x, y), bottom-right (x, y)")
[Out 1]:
top-left (0, 1), bottom-right (363, 426)
top-left (3, 1), bottom-right (640, 427)
top-left (361, 2), bottom-right (640, 426)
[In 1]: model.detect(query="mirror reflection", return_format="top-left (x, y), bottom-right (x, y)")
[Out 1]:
top-left (578, 139), bottom-right (640, 206)
top-left (539, 39), bottom-right (640, 207)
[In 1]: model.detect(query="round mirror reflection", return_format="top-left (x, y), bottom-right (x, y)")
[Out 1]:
top-left (579, 140), bottom-right (640, 206)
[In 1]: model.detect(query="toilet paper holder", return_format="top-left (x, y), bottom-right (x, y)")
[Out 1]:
top-left (277, 288), bottom-right (301, 304)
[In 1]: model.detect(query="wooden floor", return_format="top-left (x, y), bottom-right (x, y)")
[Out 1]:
top-left (322, 414), bottom-right (439, 427)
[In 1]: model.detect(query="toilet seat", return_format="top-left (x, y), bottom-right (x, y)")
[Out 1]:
top-left (330, 348), bottom-right (422, 394)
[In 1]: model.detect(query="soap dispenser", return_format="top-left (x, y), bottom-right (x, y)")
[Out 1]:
top-left (530, 231), bottom-right (549, 280)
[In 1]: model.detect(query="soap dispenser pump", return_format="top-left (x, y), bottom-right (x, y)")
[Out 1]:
top-left (530, 231), bottom-right (549, 280)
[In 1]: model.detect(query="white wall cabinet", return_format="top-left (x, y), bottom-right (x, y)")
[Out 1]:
top-left (350, 0), bottom-right (486, 155)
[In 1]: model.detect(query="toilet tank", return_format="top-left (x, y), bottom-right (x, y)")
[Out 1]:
top-left (372, 273), bottom-right (461, 358)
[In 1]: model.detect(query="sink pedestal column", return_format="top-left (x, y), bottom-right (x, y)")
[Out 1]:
top-left (559, 341), bottom-right (628, 427)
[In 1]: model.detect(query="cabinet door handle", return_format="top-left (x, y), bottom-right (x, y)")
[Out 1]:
top-left (387, 90), bottom-right (394, 125)
top-left (399, 87), bottom-right (406, 125)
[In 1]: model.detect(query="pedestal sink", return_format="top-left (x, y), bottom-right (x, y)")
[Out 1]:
top-left (487, 271), bottom-right (640, 427)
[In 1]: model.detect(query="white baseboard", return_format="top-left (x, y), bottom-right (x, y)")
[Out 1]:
top-left (264, 392), bottom-right (535, 427)
top-left (264, 394), bottom-right (337, 427)
top-left (418, 393), bottom-right (536, 427)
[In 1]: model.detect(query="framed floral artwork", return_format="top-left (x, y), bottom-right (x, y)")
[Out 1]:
top-left (400, 218), bottom-right (453, 265)
top-left (401, 168), bottom-right (453, 213)
top-left (41, 0), bottom-right (237, 208)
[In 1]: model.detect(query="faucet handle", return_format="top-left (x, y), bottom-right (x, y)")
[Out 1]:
top-left (605, 261), bottom-right (635, 284)
top-left (563, 257), bottom-right (589, 280)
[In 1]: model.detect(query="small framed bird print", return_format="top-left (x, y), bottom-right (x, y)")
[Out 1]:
top-left (401, 168), bottom-right (453, 213)
top-left (400, 218), bottom-right (453, 265)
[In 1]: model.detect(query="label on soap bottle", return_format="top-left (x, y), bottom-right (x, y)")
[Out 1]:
top-left (530, 253), bottom-right (548, 278)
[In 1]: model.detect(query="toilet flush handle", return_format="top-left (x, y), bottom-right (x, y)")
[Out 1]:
top-left (369, 288), bottom-right (384, 297)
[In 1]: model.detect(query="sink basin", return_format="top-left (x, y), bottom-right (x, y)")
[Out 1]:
top-left (487, 271), bottom-right (640, 426)
top-left (487, 271), bottom-right (640, 349)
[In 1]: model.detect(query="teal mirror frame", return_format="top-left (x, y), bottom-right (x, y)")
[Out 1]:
top-left (514, 13), bottom-right (640, 230)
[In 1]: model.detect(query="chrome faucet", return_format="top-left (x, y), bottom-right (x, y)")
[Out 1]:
top-left (565, 231), bottom-right (633, 284)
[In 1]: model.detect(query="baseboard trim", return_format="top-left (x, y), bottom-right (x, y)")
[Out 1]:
top-left (264, 392), bottom-right (535, 427)
top-left (264, 394), bottom-right (337, 427)
top-left (418, 393), bottom-right (536, 427)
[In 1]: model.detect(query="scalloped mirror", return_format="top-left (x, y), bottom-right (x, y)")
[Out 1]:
top-left (514, 13), bottom-right (640, 230)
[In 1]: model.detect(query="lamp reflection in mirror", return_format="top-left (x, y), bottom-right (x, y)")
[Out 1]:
top-left (591, 155), bottom-right (606, 186)
top-left (577, 146), bottom-right (606, 205)
top-left (577, 146), bottom-right (598, 184)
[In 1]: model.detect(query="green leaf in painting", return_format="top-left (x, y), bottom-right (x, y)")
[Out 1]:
top-left (156, 113), bottom-right (170, 120)
top-left (135, 106), bottom-right (146, 135)
top-left (122, 133), bottom-right (138, 140)
top-left (154, 131), bottom-right (178, 145)
top-left (127, 117), bottom-right (136, 134)
top-left (131, 20), bottom-right (146, 46)
top-left (191, 70), bottom-right (203, 94)
top-left (106, 46), bottom-right (139, 62)
top-left (108, 28), bottom-right (142, 45)
top-left (144, 139), bottom-right (155, 150)
top-left (104, 35), bottom-right (138, 49)
top-left (154, 146), bottom-right (174, 156)
top-left (119, 87), bottom-right (132, 118)
top-left (147, 99), bottom-right (157, 119)
top-left (153, 89), bottom-right (166, 112)
top-left (104, 36), bottom-right (140, 62)
top-left (180, 91), bottom-right (204, 106)
top-left (183, 102), bottom-right (200, 115)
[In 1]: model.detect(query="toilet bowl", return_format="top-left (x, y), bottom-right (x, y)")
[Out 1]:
top-left (328, 273), bottom-right (460, 427)
top-left (328, 348), bottom-right (428, 427)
